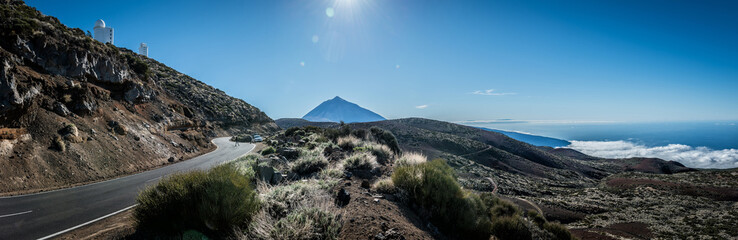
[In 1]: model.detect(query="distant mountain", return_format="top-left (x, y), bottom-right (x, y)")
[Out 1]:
top-left (480, 128), bottom-right (571, 148)
top-left (302, 96), bottom-right (386, 123)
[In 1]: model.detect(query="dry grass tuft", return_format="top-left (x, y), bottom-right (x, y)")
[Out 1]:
top-left (343, 151), bottom-right (377, 171)
top-left (396, 152), bottom-right (427, 167)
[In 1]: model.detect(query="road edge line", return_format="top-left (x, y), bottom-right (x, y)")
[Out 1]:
top-left (37, 204), bottom-right (137, 240)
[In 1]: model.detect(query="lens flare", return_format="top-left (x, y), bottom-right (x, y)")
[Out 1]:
top-left (312, 35), bottom-right (319, 43)
top-left (325, 7), bottom-right (334, 18)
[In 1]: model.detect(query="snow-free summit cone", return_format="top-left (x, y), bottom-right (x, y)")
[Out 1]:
top-left (302, 96), bottom-right (386, 123)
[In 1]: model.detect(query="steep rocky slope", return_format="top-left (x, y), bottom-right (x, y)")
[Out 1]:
top-left (0, 1), bottom-right (277, 194)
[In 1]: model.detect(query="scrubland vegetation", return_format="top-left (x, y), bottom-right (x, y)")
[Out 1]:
top-left (134, 125), bottom-right (576, 239)
top-left (134, 165), bottom-right (259, 238)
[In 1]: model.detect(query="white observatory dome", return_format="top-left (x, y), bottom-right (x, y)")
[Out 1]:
top-left (94, 19), bottom-right (105, 28)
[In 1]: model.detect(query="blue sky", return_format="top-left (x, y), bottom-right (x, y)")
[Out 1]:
top-left (26, 0), bottom-right (738, 122)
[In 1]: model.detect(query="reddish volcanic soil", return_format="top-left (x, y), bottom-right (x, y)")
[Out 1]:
top-left (606, 178), bottom-right (738, 201)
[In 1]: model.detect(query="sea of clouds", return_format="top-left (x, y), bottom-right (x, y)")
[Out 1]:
top-left (567, 140), bottom-right (738, 169)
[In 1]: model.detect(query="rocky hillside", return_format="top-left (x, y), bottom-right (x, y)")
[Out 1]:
top-left (274, 119), bottom-right (738, 239)
top-left (279, 118), bottom-right (694, 194)
top-left (0, 1), bottom-right (277, 194)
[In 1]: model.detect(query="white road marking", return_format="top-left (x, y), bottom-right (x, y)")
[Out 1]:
top-left (0, 210), bottom-right (32, 218)
top-left (145, 176), bottom-right (162, 183)
top-left (37, 204), bottom-right (137, 240)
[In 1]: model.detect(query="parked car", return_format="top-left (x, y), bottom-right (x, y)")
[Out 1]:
top-left (253, 134), bottom-right (263, 142)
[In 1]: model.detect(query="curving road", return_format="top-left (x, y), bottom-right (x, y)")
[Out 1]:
top-left (0, 137), bottom-right (254, 240)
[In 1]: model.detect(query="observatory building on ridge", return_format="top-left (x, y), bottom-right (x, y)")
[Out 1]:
top-left (139, 43), bottom-right (148, 57)
top-left (93, 19), bottom-right (114, 44)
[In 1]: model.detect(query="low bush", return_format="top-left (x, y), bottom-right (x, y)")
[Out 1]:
top-left (291, 150), bottom-right (329, 175)
top-left (261, 146), bottom-right (276, 155)
top-left (229, 155), bottom-right (258, 179)
top-left (262, 181), bottom-right (333, 218)
top-left (270, 207), bottom-right (342, 240)
top-left (369, 127), bottom-right (401, 154)
top-left (285, 127), bottom-right (301, 136)
top-left (490, 200), bottom-right (519, 218)
top-left (543, 222), bottom-right (575, 240)
top-left (366, 143), bottom-right (393, 164)
top-left (312, 135), bottom-right (329, 143)
top-left (124, 53), bottom-right (150, 77)
top-left (373, 178), bottom-right (397, 194)
top-left (490, 216), bottom-right (532, 240)
top-left (396, 152), bottom-right (427, 166)
top-left (319, 167), bottom-right (344, 179)
top-left (392, 159), bottom-right (490, 238)
top-left (324, 125), bottom-right (351, 141)
top-left (343, 152), bottom-right (377, 171)
top-left (134, 165), bottom-right (259, 238)
top-left (526, 209), bottom-right (546, 227)
top-left (303, 126), bottom-right (323, 134)
top-left (351, 129), bottom-right (367, 139)
top-left (336, 136), bottom-right (361, 150)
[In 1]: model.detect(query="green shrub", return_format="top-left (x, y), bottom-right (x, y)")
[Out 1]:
top-left (369, 127), bottom-right (401, 154)
top-left (230, 155), bottom-right (258, 179)
top-left (261, 146), bottom-right (276, 155)
top-left (343, 152), bottom-right (377, 171)
top-left (324, 125), bottom-right (351, 141)
top-left (291, 150), bottom-right (328, 175)
top-left (303, 126), bottom-right (323, 134)
top-left (125, 54), bottom-right (150, 77)
top-left (270, 207), bottom-right (342, 240)
top-left (490, 200), bottom-right (519, 218)
top-left (367, 143), bottom-right (393, 164)
top-left (134, 165), bottom-right (259, 238)
top-left (313, 135), bottom-right (329, 143)
top-left (490, 216), bottom-right (532, 240)
top-left (285, 127), bottom-right (301, 136)
top-left (353, 146), bottom-right (369, 152)
top-left (337, 136), bottom-right (361, 150)
top-left (351, 129), bottom-right (367, 139)
top-left (527, 209), bottom-right (546, 227)
top-left (543, 222), bottom-right (575, 240)
top-left (373, 178), bottom-right (397, 194)
top-left (319, 167), bottom-right (344, 179)
top-left (392, 159), bottom-right (490, 238)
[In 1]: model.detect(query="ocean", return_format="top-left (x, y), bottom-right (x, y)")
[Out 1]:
top-left (463, 121), bottom-right (738, 169)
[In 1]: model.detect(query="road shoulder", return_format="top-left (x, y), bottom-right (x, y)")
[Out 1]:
top-left (56, 208), bottom-right (137, 240)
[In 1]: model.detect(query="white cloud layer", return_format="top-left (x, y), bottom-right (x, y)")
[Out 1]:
top-left (471, 89), bottom-right (516, 96)
top-left (567, 140), bottom-right (738, 169)
top-left (415, 105), bottom-right (428, 109)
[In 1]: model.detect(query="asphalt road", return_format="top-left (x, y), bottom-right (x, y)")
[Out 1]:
top-left (0, 137), bottom-right (254, 240)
